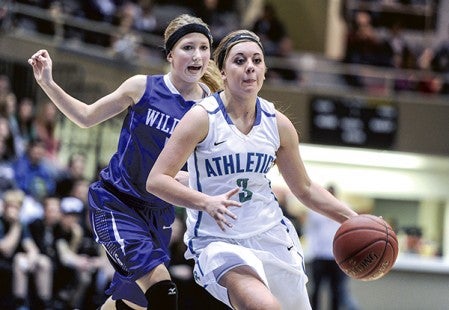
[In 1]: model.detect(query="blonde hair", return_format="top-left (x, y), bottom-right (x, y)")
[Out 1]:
top-left (3, 189), bottom-right (25, 206)
top-left (201, 60), bottom-right (223, 92)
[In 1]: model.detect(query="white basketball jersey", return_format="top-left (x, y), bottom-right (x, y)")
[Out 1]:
top-left (186, 93), bottom-right (284, 239)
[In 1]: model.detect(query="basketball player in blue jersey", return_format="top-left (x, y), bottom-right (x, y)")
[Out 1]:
top-left (28, 14), bottom-right (221, 310)
top-left (147, 30), bottom-right (359, 310)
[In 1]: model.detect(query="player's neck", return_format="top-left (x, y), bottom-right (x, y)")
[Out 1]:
top-left (168, 73), bottom-right (202, 101)
top-left (220, 91), bottom-right (256, 134)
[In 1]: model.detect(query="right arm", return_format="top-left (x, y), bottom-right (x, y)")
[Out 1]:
top-left (28, 49), bottom-right (146, 128)
top-left (146, 106), bottom-right (241, 231)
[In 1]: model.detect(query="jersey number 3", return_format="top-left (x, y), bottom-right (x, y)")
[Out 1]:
top-left (237, 178), bottom-right (253, 202)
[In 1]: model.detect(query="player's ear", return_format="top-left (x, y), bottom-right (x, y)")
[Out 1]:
top-left (166, 51), bottom-right (173, 62)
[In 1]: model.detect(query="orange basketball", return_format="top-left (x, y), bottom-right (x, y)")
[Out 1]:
top-left (333, 214), bottom-right (399, 281)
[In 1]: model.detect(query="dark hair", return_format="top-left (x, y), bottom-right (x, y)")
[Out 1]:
top-left (213, 30), bottom-right (264, 71)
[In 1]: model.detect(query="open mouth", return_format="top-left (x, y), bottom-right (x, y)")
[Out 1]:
top-left (187, 65), bottom-right (202, 72)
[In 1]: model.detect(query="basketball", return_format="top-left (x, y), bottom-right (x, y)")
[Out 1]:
top-left (333, 214), bottom-right (399, 281)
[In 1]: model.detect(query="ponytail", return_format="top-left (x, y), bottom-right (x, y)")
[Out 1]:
top-left (201, 60), bottom-right (223, 93)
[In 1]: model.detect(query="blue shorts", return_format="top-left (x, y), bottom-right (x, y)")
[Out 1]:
top-left (88, 180), bottom-right (175, 307)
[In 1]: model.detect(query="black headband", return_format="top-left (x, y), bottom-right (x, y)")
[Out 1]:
top-left (216, 34), bottom-right (264, 70)
top-left (165, 23), bottom-right (212, 55)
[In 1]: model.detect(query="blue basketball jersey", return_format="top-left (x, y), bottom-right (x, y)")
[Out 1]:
top-left (99, 74), bottom-right (204, 207)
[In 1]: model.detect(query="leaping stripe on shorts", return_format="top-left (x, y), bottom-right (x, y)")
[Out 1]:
top-left (111, 211), bottom-right (126, 254)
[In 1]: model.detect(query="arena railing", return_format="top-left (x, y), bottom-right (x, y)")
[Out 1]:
top-left (6, 2), bottom-right (448, 102)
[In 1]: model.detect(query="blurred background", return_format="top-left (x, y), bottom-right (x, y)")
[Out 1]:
top-left (0, 0), bottom-right (448, 309)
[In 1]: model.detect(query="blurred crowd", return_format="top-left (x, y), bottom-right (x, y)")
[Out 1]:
top-left (341, 4), bottom-right (449, 95)
top-left (1, 0), bottom-right (301, 84)
top-left (2, 1), bottom-right (448, 92)
top-left (0, 72), bottom-right (116, 309)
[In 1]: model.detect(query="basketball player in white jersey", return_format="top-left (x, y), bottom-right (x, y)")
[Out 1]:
top-left (147, 30), bottom-right (358, 310)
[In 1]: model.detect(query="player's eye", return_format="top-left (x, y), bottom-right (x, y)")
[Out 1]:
top-left (253, 57), bottom-right (263, 65)
top-left (234, 57), bottom-right (246, 65)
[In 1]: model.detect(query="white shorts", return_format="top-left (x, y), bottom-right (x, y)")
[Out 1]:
top-left (185, 218), bottom-right (312, 310)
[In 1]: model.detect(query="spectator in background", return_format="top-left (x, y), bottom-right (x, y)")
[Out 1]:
top-left (27, 196), bottom-right (61, 257)
top-left (383, 21), bottom-right (411, 69)
top-left (33, 101), bottom-right (61, 167)
top-left (134, 0), bottom-right (158, 35)
top-left (0, 189), bottom-right (26, 310)
top-left (0, 121), bottom-right (17, 195)
top-left (0, 1), bottom-right (12, 32)
top-left (12, 199), bottom-right (54, 310)
top-left (343, 10), bottom-right (381, 66)
top-left (13, 138), bottom-right (56, 203)
top-left (342, 10), bottom-right (382, 87)
top-left (27, 197), bottom-right (62, 306)
top-left (380, 21), bottom-right (422, 93)
top-left (55, 152), bottom-right (87, 198)
top-left (53, 196), bottom-right (92, 309)
top-left (0, 84), bottom-right (18, 134)
top-left (0, 116), bottom-right (17, 163)
top-left (12, 137), bottom-right (53, 226)
top-left (0, 75), bottom-right (19, 135)
top-left (305, 185), bottom-right (358, 310)
top-left (251, 3), bottom-right (299, 83)
top-left (0, 75), bottom-right (12, 102)
top-left (403, 226), bottom-right (423, 255)
top-left (109, 1), bottom-right (143, 62)
top-left (15, 97), bottom-right (36, 157)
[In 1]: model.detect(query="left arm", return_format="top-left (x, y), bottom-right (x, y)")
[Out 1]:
top-left (275, 111), bottom-right (358, 224)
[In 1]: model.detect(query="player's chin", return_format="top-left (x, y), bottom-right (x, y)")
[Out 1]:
top-left (241, 83), bottom-right (261, 93)
top-left (184, 70), bottom-right (203, 82)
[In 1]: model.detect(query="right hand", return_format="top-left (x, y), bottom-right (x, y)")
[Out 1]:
top-left (204, 187), bottom-right (241, 231)
top-left (28, 49), bottom-right (53, 85)
top-left (4, 205), bottom-right (20, 224)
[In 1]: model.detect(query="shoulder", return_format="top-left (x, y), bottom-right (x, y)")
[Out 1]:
top-left (275, 109), bottom-right (299, 144)
top-left (117, 75), bottom-right (149, 104)
top-left (122, 74), bottom-right (148, 88)
top-left (172, 104), bottom-right (209, 143)
top-left (196, 95), bottom-right (220, 113)
top-left (258, 97), bottom-right (276, 115)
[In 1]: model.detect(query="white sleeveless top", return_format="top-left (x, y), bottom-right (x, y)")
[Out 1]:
top-left (185, 92), bottom-right (284, 239)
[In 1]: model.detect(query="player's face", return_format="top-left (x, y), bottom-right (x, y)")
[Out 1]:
top-left (168, 32), bottom-right (211, 83)
top-left (222, 41), bottom-right (266, 96)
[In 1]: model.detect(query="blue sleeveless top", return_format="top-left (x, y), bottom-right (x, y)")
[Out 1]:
top-left (99, 75), bottom-right (198, 208)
